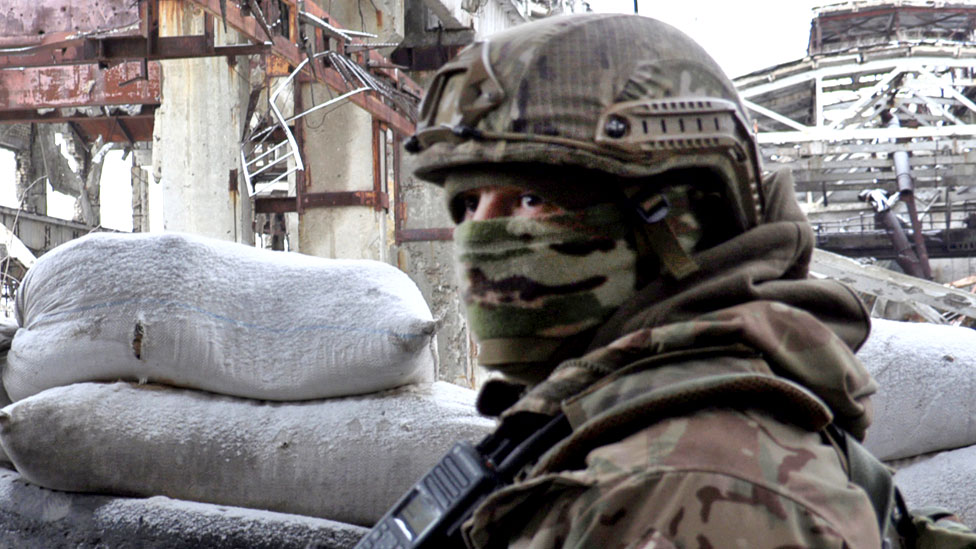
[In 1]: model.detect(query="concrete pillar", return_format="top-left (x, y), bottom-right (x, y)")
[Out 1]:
top-left (297, 90), bottom-right (388, 260)
top-left (151, 1), bottom-right (252, 244)
top-left (15, 138), bottom-right (44, 215)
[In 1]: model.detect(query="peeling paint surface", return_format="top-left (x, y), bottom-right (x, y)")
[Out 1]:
top-left (0, 0), bottom-right (141, 47)
top-left (0, 62), bottom-right (161, 110)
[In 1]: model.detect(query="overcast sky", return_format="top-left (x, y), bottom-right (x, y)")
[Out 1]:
top-left (591, 0), bottom-right (826, 78)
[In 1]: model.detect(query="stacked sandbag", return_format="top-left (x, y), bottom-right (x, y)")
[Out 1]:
top-left (0, 319), bottom-right (15, 408)
top-left (857, 318), bottom-right (976, 526)
top-left (0, 232), bottom-right (496, 527)
top-left (893, 446), bottom-right (976, 527)
top-left (0, 381), bottom-right (494, 526)
top-left (0, 467), bottom-right (370, 549)
top-left (858, 318), bottom-right (976, 461)
top-left (6, 232), bottom-right (436, 401)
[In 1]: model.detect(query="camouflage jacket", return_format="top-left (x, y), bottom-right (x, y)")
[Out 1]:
top-left (463, 170), bottom-right (882, 548)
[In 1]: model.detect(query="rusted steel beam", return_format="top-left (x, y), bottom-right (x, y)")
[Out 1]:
top-left (302, 191), bottom-right (390, 210)
top-left (397, 228), bottom-right (454, 243)
top-left (68, 117), bottom-right (154, 144)
top-left (104, 35), bottom-right (270, 60)
top-left (82, 118), bottom-right (154, 143)
top-left (113, 117), bottom-right (137, 147)
top-left (254, 196), bottom-right (298, 214)
top-left (0, 109), bottom-right (154, 124)
top-left (373, 119), bottom-right (384, 213)
top-left (0, 62), bottom-right (161, 110)
top-left (392, 132), bottom-right (455, 245)
top-left (190, 0), bottom-right (295, 54)
top-left (0, 36), bottom-right (269, 68)
top-left (294, 77), bottom-right (308, 215)
top-left (189, 0), bottom-right (417, 135)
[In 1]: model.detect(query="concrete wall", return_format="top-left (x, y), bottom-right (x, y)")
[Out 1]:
top-left (396, 153), bottom-right (485, 389)
top-left (930, 257), bottom-right (976, 284)
top-left (313, 0), bottom-right (405, 46)
top-left (151, 1), bottom-right (253, 244)
top-left (430, 0), bottom-right (525, 36)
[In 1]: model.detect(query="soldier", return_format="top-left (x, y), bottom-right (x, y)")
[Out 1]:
top-left (406, 13), bottom-right (881, 547)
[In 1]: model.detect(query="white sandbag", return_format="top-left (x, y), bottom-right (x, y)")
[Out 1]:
top-left (6, 232), bottom-right (436, 402)
top-left (0, 381), bottom-right (495, 526)
top-left (893, 445), bottom-right (976, 528)
top-left (0, 318), bottom-right (15, 408)
top-left (0, 467), bottom-right (369, 549)
top-left (857, 318), bottom-right (976, 461)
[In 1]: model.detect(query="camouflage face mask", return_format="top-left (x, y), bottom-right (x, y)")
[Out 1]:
top-left (454, 203), bottom-right (638, 383)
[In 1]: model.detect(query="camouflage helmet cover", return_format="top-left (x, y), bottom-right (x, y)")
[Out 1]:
top-left (408, 13), bottom-right (765, 229)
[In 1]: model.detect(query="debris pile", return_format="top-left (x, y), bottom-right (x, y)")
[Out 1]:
top-left (0, 233), bottom-right (495, 534)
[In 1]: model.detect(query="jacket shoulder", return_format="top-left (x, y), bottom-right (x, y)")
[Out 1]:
top-left (466, 408), bottom-right (880, 549)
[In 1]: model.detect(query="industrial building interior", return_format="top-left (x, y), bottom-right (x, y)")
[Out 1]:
top-left (2, 0), bottom-right (976, 545)
top-left (2, 1), bottom-right (976, 380)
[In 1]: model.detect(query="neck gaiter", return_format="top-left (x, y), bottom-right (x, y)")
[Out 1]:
top-left (454, 203), bottom-right (638, 383)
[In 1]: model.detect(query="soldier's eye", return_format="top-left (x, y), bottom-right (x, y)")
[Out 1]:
top-left (463, 194), bottom-right (480, 213)
top-left (520, 193), bottom-right (544, 208)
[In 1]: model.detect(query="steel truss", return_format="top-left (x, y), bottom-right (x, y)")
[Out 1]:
top-left (736, 2), bottom-right (976, 277)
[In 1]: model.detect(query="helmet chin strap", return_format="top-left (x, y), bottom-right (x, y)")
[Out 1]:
top-left (624, 186), bottom-right (699, 281)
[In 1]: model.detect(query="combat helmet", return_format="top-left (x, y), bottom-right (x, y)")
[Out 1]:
top-left (406, 13), bottom-right (765, 233)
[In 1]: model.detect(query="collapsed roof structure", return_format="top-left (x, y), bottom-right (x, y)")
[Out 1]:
top-left (736, 0), bottom-right (976, 324)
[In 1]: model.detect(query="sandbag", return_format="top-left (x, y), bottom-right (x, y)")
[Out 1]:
top-left (893, 445), bottom-right (976, 529)
top-left (0, 381), bottom-right (495, 526)
top-left (0, 467), bottom-right (369, 549)
top-left (5, 232), bottom-right (436, 402)
top-left (858, 318), bottom-right (976, 461)
top-left (0, 318), bottom-right (15, 408)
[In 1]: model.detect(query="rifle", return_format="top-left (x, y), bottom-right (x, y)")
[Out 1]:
top-left (353, 413), bottom-right (570, 549)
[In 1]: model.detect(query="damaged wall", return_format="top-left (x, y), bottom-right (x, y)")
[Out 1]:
top-left (298, 96), bottom-right (390, 260)
top-left (396, 154), bottom-right (482, 388)
top-left (313, 0), bottom-right (405, 46)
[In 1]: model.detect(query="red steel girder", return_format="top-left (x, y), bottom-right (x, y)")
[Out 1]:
top-left (254, 191), bottom-right (390, 213)
top-left (303, 191), bottom-right (390, 210)
top-left (2, 0), bottom-right (417, 134)
top-left (0, 112), bottom-right (154, 143)
top-left (0, 36), bottom-right (269, 69)
top-left (74, 117), bottom-right (155, 144)
top-left (0, 61), bottom-right (161, 110)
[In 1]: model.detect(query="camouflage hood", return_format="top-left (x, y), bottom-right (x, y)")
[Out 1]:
top-left (493, 169), bottom-right (876, 441)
